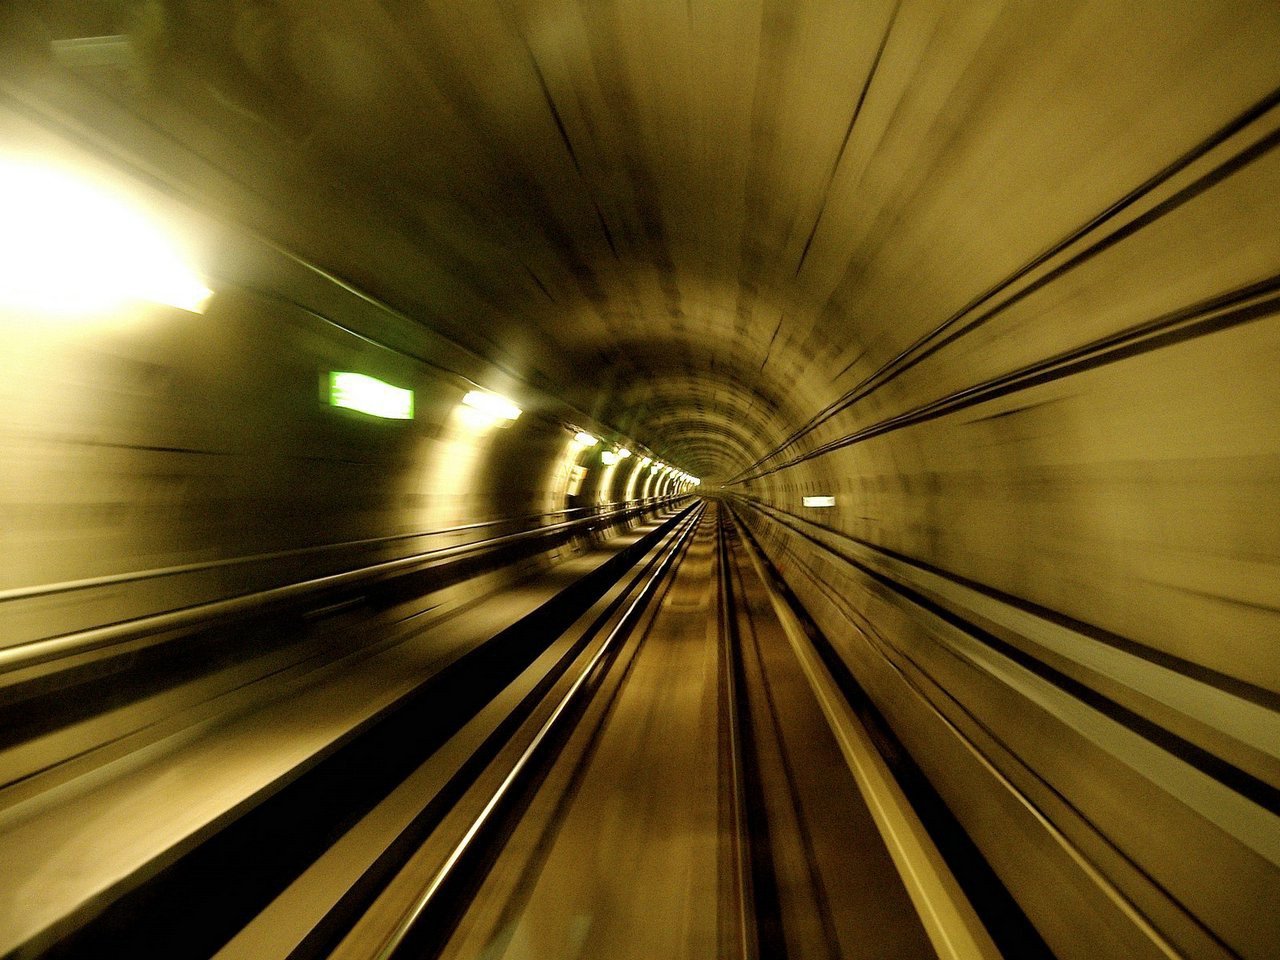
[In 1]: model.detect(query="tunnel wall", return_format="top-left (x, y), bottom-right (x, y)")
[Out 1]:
top-left (0, 133), bottom-right (677, 653)
top-left (731, 87), bottom-right (1280, 960)
top-left (0, 302), bottom-right (672, 647)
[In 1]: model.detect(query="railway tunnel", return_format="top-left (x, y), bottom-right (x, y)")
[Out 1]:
top-left (1, 2), bottom-right (1278, 958)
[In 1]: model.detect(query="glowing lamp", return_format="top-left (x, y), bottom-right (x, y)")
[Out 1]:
top-left (461, 390), bottom-right (521, 421)
top-left (329, 372), bottom-right (414, 419)
top-left (0, 156), bottom-right (212, 315)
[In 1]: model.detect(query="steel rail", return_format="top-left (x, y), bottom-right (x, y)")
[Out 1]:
top-left (715, 510), bottom-right (760, 960)
top-left (368, 503), bottom-right (705, 960)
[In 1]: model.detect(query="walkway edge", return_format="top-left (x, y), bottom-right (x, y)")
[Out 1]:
top-left (730, 515), bottom-right (1003, 960)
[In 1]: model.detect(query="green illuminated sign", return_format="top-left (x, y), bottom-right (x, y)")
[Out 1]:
top-left (329, 372), bottom-right (414, 420)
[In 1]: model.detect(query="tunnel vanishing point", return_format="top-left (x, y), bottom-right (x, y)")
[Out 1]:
top-left (0, 3), bottom-right (1278, 960)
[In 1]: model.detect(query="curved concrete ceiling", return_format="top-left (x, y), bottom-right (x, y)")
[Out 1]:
top-left (5, 1), bottom-right (1279, 485)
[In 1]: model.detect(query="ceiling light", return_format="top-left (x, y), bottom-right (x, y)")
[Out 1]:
top-left (572, 431), bottom-right (598, 447)
top-left (0, 155), bottom-right (212, 315)
top-left (461, 390), bottom-right (521, 421)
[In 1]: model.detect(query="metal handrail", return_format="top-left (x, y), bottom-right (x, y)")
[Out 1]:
top-left (0, 497), bottom-right (679, 605)
top-left (0, 498), bottom-right (682, 674)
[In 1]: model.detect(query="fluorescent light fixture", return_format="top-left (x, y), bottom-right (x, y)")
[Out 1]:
top-left (0, 155), bottom-right (213, 315)
top-left (803, 495), bottom-right (836, 507)
top-left (461, 390), bottom-right (521, 421)
top-left (329, 372), bottom-right (414, 419)
top-left (616, 448), bottom-right (631, 459)
top-left (601, 450), bottom-right (620, 465)
top-left (572, 431), bottom-right (598, 447)
top-left (650, 463), bottom-right (661, 474)
top-left (639, 456), bottom-right (652, 467)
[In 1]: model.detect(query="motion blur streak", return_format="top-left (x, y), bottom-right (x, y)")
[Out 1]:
top-left (0, 2), bottom-right (1278, 960)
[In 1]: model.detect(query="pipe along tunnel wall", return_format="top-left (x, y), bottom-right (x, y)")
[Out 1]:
top-left (2, 4), bottom-right (1280, 959)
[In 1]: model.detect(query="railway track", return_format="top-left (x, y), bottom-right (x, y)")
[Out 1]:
top-left (3, 501), bottom-right (1018, 959)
